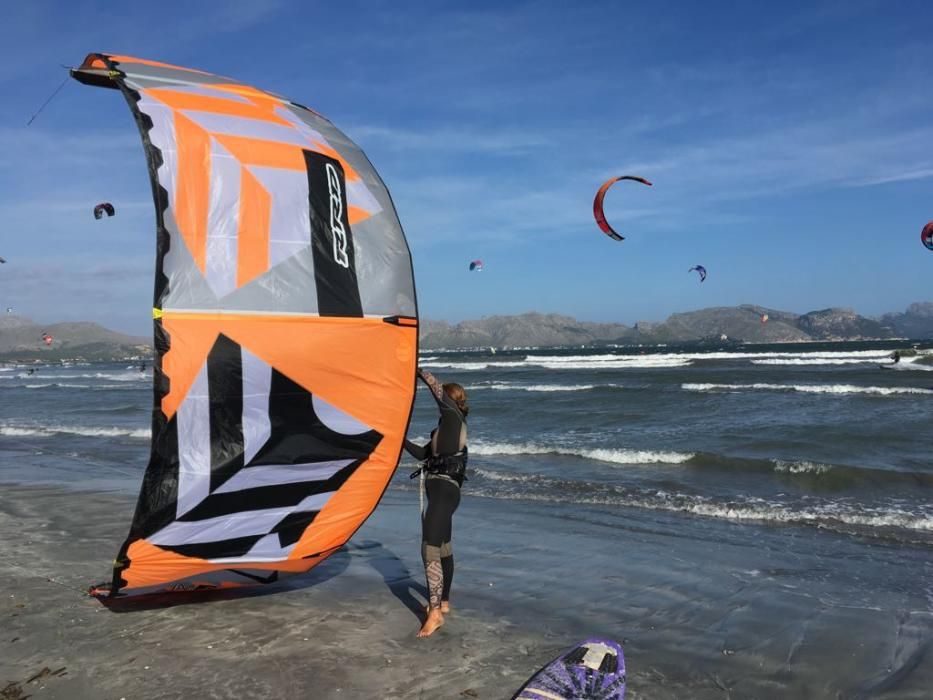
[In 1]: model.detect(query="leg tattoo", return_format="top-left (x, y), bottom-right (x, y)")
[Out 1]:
top-left (425, 559), bottom-right (443, 609)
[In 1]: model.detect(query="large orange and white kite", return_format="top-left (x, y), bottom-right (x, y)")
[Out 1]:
top-left (72, 53), bottom-right (418, 598)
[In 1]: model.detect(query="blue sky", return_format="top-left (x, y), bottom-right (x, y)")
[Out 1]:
top-left (0, 0), bottom-right (931, 335)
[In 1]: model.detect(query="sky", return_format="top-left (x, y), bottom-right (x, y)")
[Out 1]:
top-left (0, 0), bottom-right (931, 335)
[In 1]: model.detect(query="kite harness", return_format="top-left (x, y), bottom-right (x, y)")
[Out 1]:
top-left (410, 447), bottom-right (469, 488)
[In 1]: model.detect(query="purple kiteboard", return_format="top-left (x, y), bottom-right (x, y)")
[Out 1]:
top-left (513, 638), bottom-right (626, 700)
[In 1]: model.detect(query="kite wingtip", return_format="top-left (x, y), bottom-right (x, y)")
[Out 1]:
top-left (88, 583), bottom-right (113, 598)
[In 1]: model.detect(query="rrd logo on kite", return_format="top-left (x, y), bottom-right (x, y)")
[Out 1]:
top-left (326, 162), bottom-right (350, 268)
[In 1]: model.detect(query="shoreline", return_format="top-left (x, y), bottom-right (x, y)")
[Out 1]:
top-left (2, 481), bottom-right (932, 698)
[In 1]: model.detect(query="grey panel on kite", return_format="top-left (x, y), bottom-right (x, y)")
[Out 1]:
top-left (94, 202), bottom-right (115, 220)
top-left (689, 265), bottom-right (707, 282)
top-left (593, 176), bottom-right (652, 241)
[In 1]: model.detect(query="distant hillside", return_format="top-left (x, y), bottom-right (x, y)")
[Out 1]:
top-left (3, 302), bottom-right (930, 359)
top-left (420, 302), bottom-right (933, 349)
top-left (420, 313), bottom-right (630, 349)
top-left (880, 302), bottom-right (933, 339)
top-left (0, 316), bottom-right (150, 361)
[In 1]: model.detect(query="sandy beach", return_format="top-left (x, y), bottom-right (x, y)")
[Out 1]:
top-left (2, 481), bottom-right (931, 699)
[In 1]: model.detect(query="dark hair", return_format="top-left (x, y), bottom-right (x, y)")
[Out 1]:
top-left (443, 382), bottom-right (469, 416)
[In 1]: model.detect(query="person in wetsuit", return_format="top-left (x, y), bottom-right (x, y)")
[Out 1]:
top-left (404, 367), bottom-right (469, 638)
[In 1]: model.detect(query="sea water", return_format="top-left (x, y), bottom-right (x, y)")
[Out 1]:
top-left (1, 342), bottom-right (931, 543)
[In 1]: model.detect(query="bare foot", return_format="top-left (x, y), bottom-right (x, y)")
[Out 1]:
top-left (417, 608), bottom-right (445, 637)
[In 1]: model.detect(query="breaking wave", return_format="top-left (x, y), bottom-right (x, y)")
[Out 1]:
top-left (421, 356), bottom-right (691, 370)
top-left (0, 423), bottom-right (149, 439)
top-left (682, 382), bottom-right (933, 396)
top-left (470, 440), bottom-right (693, 464)
top-left (466, 468), bottom-right (933, 536)
top-left (467, 381), bottom-right (623, 393)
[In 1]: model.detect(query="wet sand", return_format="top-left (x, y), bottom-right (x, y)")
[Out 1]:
top-left (2, 483), bottom-right (932, 699)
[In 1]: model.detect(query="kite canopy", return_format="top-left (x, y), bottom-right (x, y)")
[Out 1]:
top-left (0, 256), bottom-right (6, 263)
top-left (592, 175), bottom-right (652, 241)
top-left (41, 333), bottom-right (53, 346)
top-left (94, 202), bottom-right (115, 219)
top-left (469, 259), bottom-right (483, 272)
top-left (689, 265), bottom-right (707, 282)
top-left (72, 53), bottom-right (418, 598)
top-left (922, 221), bottom-right (933, 251)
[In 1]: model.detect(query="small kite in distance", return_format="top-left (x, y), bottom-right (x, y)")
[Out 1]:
top-left (689, 265), bottom-right (707, 282)
top-left (0, 257), bottom-right (6, 263)
top-left (593, 175), bottom-right (653, 241)
top-left (41, 333), bottom-right (53, 347)
top-left (93, 202), bottom-right (115, 220)
top-left (469, 260), bottom-right (484, 272)
top-left (761, 313), bottom-right (769, 324)
top-left (922, 221), bottom-right (933, 251)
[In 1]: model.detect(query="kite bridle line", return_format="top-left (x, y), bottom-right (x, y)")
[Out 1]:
top-left (3, 558), bottom-right (92, 597)
top-left (25, 67), bottom-right (74, 127)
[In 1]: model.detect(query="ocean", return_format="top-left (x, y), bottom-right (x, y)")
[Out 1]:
top-left (2, 341), bottom-right (932, 549)
top-left (2, 341), bottom-right (932, 696)
top-left (413, 341), bottom-right (933, 546)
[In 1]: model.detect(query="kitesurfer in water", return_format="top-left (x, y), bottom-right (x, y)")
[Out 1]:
top-left (891, 351), bottom-right (901, 364)
top-left (404, 368), bottom-right (469, 637)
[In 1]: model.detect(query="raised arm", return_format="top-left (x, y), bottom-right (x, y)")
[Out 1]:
top-left (417, 368), bottom-right (445, 402)
top-left (418, 368), bottom-right (462, 416)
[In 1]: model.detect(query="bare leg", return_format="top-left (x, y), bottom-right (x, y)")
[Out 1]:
top-left (417, 559), bottom-right (445, 637)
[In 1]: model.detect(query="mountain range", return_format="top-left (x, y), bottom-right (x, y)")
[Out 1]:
top-left (421, 302), bottom-right (933, 349)
top-left (1, 302), bottom-right (931, 360)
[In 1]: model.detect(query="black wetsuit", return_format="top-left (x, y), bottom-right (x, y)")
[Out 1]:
top-left (404, 368), bottom-right (467, 608)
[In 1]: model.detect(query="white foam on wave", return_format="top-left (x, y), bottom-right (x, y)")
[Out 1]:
top-left (527, 354), bottom-right (634, 363)
top-left (773, 460), bottom-right (834, 475)
top-left (421, 357), bottom-right (691, 371)
top-left (0, 424), bottom-right (150, 439)
top-left (470, 440), bottom-right (694, 464)
top-left (468, 381), bottom-right (622, 392)
top-left (53, 371), bottom-right (147, 382)
top-left (751, 358), bottom-right (880, 366)
top-left (682, 382), bottom-right (933, 396)
top-left (525, 349), bottom-right (895, 362)
top-left (420, 348), bottom-right (913, 371)
top-left (23, 383), bottom-right (93, 389)
top-left (883, 360), bottom-right (933, 372)
top-left (675, 498), bottom-right (933, 532)
top-left (471, 467), bottom-right (538, 483)
top-left (466, 468), bottom-right (933, 533)
top-left (419, 361), bottom-right (526, 371)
